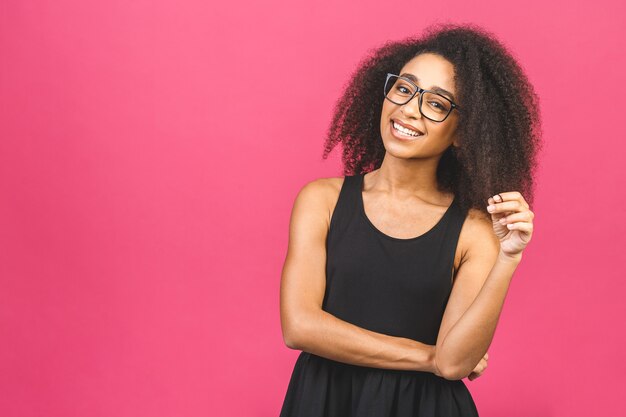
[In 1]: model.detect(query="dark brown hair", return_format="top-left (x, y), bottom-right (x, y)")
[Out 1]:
top-left (322, 22), bottom-right (543, 215)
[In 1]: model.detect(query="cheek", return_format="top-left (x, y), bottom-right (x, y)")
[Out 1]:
top-left (433, 120), bottom-right (456, 134)
top-left (381, 99), bottom-right (394, 116)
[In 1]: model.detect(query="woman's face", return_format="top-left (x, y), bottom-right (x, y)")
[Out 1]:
top-left (380, 53), bottom-right (460, 159)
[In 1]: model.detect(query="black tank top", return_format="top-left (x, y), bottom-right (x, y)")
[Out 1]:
top-left (279, 173), bottom-right (479, 417)
top-left (323, 173), bottom-right (466, 345)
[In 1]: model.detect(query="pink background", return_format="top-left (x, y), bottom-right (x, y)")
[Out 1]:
top-left (1, 0), bottom-right (625, 416)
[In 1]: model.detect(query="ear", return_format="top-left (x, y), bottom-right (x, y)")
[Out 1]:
top-left (451, 130), bottom-right (460, 148)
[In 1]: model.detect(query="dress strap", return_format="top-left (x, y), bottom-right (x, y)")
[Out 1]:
top-left (328, 174), bottom-right (360, 236)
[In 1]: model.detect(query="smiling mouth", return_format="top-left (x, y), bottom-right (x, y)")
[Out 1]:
top-left (391, 120), bottom-right (424, 139)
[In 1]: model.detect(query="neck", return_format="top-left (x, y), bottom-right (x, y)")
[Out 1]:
top-left (367, 153), bottom-right (448, 202)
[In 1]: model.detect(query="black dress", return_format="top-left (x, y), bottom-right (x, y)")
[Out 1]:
top-left (279, 173), bottom-right (479, 417)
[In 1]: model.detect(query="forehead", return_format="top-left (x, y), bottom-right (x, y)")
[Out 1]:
top-left (399, 53), bottom-right (456, 93)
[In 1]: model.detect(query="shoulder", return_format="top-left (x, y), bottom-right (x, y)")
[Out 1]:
top-left (457, 207), bottom-right (500, 266)
top-left (292, 176), bottom-right (345, 229)
top-left (294, 176), bottom-right (344, 203)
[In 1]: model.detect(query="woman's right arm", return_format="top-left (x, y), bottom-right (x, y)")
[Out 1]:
top-left (279, 178), bottom-right (439, 374)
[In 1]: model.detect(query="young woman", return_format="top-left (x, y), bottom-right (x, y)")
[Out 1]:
top-left (279, 23), bottom-right (542, 417)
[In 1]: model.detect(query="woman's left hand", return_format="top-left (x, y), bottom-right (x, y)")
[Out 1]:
top-left (487, 191), bottom-right (534, 258)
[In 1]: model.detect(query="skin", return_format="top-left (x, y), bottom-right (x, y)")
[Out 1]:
top-left (280, 53), bottom-right (534, 381)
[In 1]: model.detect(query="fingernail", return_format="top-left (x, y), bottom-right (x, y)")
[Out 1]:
top-left (487, 205), bottom-right (495, 212)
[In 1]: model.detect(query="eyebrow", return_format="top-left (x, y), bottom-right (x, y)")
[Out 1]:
top-left (399, 73), bottom-right (457, 102)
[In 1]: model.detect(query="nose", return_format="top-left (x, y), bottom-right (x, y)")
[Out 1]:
top-left (400, 92), bottom-right (423, 119)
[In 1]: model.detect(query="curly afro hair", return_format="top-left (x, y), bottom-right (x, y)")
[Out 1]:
top-left (322, 22), bottom-right (543, 216)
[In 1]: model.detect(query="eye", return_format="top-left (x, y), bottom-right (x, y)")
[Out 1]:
top-left (428, 99), bottom-right (450, 112)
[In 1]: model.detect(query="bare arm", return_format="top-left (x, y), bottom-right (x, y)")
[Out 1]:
top-left (434, 209), bottom-right (521, 380)
top-left (280, 178), bottom-right (437, 373)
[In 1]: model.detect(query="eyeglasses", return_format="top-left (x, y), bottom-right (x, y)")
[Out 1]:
top-left (383, 73), bottom-right (460, 122)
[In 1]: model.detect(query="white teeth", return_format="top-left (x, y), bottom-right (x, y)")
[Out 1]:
top-left (393, 121), bottom-right (422, 137)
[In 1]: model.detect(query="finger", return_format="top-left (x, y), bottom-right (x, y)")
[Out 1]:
top-left (473, 359), bottom-right (487, 375)
top-left (492, 191), bottom-right (529, 207)
top-left (487, 200), bottom-right (524, 215)
top-left (497, 211), bottom-right (534, 226)
top-left (472, 360), bottom-right (486, 376)
top-left (469, 370), bottom-right (483, 381)
top-left (505, 221), bottom-right (534, 233)
top-left (487, 198), bottom-right (506, 218)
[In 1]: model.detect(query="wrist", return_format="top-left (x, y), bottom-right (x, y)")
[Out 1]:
top-left (498, 250), bottom-right (522, 264)
top-left (426, 345), bottom-right (440, 375)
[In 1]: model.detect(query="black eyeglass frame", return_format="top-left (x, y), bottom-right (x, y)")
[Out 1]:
top-left (383, 73), bottom-right (460, 123)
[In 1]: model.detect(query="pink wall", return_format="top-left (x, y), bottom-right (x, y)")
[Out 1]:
top-left (1, 0), bottom-right (625, 416)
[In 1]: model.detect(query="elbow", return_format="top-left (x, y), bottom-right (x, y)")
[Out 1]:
top-left (439, 359), bottom-right (475, 381)
top-left (439, 365), bottom-right (466, 381)
top-left (282, 328), bottom-right (301, 350)
top-left (281, 313), bottom-right (314, 350)
top-left (281, 322), bottom-right (300, 349)
top-left (435, 352), bottom-right (466, 381)
top-left (283, 335), bottom-right (299, 350)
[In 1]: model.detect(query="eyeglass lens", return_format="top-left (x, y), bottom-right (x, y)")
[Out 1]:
top-left (384, 75), bottom-right (452, 122)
